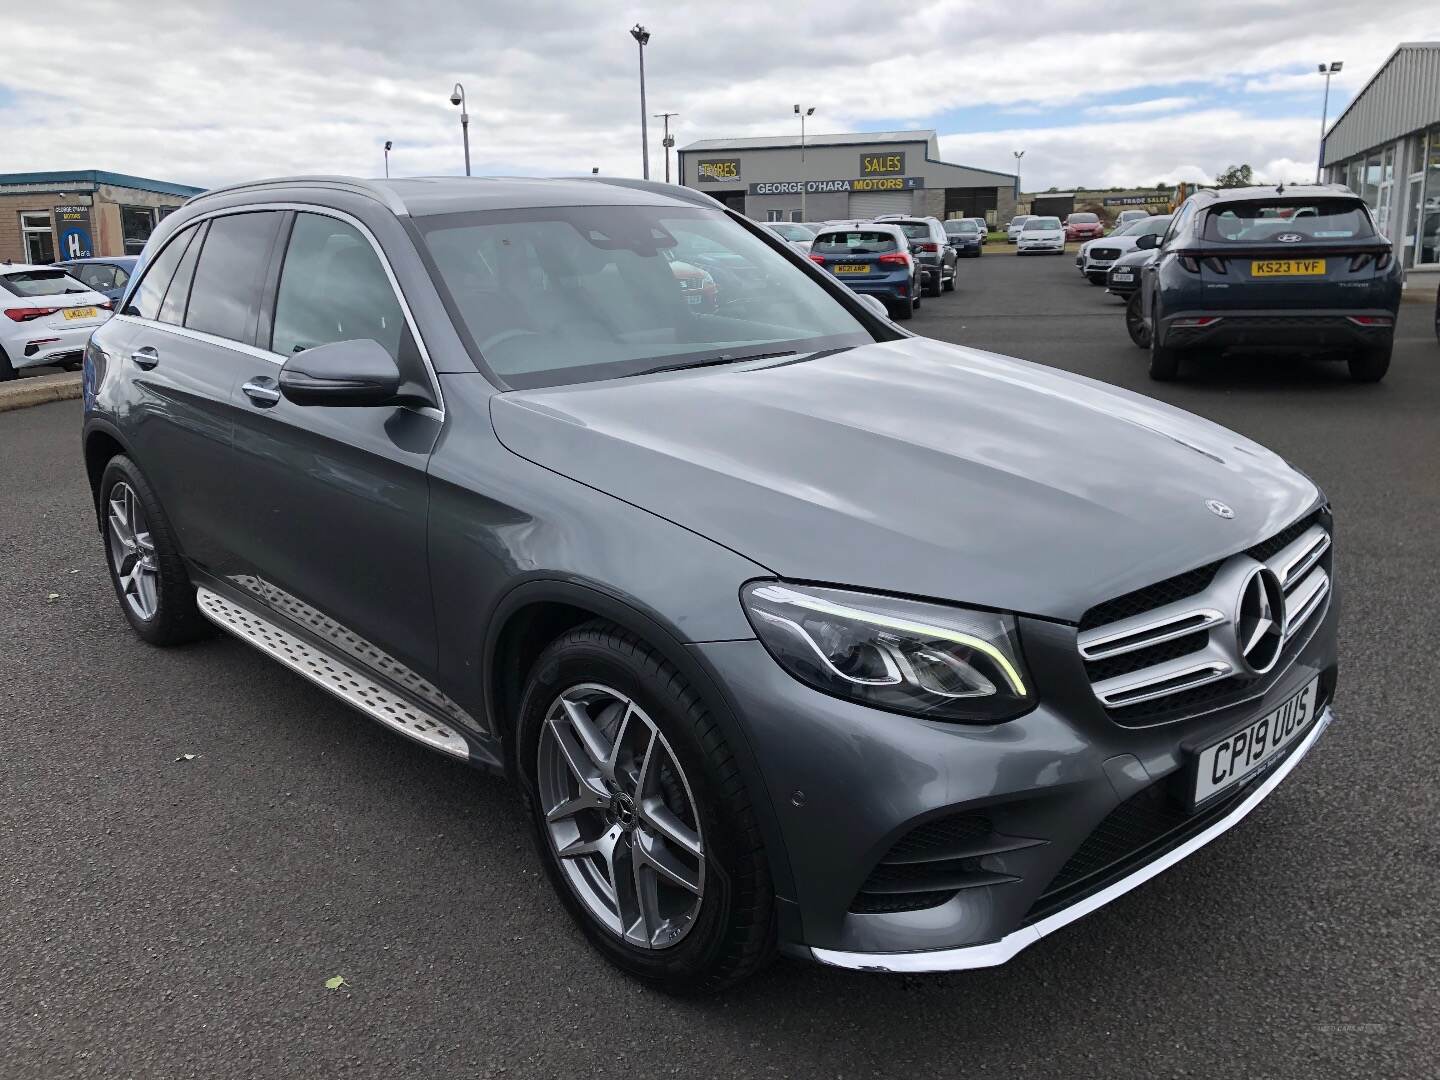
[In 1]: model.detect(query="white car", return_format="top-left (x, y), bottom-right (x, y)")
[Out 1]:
top-left (0, 264), bottom-right (112, 379)
top-left (762, 221), bottom-right (817, 254)
top-left (1016, 216), bottom-right (1066, 255)
top-left (1077, 214), bottom-right (1172, 284)
top-left (1005, 215), bottom-right (1035, 242)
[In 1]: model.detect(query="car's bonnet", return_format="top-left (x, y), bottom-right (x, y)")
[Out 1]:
top-left (491, 338), bottom-right (1318, 622)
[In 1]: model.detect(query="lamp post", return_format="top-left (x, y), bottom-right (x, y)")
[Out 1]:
top-left (383, 140), bottom-right (392, 178)
top-left (795, 104), bottom-right (815, 222)
top-left (449, 83), bottom-right (470, 177)
top-left (655, 112), bottom-right (678, 183)
top-left (1316, 61), bottom-right (1343, 182)
top-left (630, 25), bottom-right (651, 179)
top-left (1012, 150), bottom-right (1024, 206)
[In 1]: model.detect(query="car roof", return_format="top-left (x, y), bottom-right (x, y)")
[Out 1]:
top-left (57, 255), bottom-right (138, 265)
top-left (1189, 184), bottom-right (1356, 206)
top-left (0, 263), bottom-right (74, 273)
top-left (183, 174), bottom-right (727, 218)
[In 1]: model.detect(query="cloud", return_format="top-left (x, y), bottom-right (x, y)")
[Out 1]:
top-left (0, 0), bottom-right (1435, 191)
top-left (1084, 97), bottom-right (1196, 117)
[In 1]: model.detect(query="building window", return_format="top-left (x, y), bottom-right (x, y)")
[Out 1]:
top-left (121, 206), bottom-right (158, 255)
top-left (20, 212), bottom-right (55, 264)
top-left (766, 210), bottom-right (782, 222)
top-left (1421, 126), bottom-right (1440, 265)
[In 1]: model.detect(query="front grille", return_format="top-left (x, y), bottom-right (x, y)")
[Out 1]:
top-left (1090, 247), bottom-right (1120, 260)
top-left (1076, 511), bottom-right (1330, 726)
top-left (848, 814), bottom-right (1043, 915)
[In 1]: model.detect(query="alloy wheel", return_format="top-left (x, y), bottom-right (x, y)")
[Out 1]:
top-left (106, 481), bottom-right (160, 620)
top-left (537, 683), bottom-right (705, 950)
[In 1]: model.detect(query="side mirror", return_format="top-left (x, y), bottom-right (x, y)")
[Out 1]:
top-left (1134, 232), bottom-right (1161, 250)
top-left (855, 293), bottom-right (889, 320)
top-left (278, 338), bottom-right (402, 407)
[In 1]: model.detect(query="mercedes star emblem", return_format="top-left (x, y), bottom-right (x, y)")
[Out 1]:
top-left (1237, 566), bottom-right (1287, 674)
top-left (1206, 499), bottom-right (1235, 519)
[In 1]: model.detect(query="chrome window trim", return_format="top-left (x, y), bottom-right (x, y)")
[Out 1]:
top-left (811, 707), bottom-right (1333, 973)
top-left (125, 201), bottom-right (445, 419)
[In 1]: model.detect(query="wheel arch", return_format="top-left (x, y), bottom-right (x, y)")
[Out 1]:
top-left (83, 419), bottom-right (131, 531)
top-left (481, 577), bottom-right (797, 903)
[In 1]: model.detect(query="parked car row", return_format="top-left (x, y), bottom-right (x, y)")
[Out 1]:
top-left (1069, 186), bottom-right (1403, 383)
top-left (806, 214), bottom-right (976, 320)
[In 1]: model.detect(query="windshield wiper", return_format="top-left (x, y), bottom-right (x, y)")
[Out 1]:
top-left (628, 350), bottom-right (798, 378)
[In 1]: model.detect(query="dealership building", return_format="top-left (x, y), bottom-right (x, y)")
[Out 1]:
top-left (0, 170), bottom-right (204, 265)
top-left (1322, 41), bottom-right (1440, 278)
top-left (677, 130), bottom-right (1017, 224)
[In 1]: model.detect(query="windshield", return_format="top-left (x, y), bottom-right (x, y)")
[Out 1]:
top-left (0, 269), bottom-right (92, 297)
top-left (1138, 216), bottom-right (1172, 235)
top-left (1068, 213), bottom-right (1098, 224)
top-left (1024, 218), bottom-right (1061, 230)
top-left (1202, 200), bottom-right (1375, 243)
top-left (945, 221), bottom-right (979, 235)
top-left (419, 204), bottom-right (871, 390)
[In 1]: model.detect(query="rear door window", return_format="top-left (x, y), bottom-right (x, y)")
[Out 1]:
top-left (812, 230), bottom-right (899, 254)
top-left (184, 211), bottom-right (284, 344)
top-left (72, 264), bottom-right (117, 291)
top-left (1202, 201), bottom-right (1374, 243)
top-left (271, 213), bottom-right (408, 360)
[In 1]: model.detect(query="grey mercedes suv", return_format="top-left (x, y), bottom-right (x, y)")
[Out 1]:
top-left (82, 175), bottom-right (1337, 992)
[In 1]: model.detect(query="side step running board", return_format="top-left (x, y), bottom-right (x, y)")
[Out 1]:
top-left (196, 587), bottom-right (470, 760)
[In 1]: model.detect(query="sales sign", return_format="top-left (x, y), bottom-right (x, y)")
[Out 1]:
top-left (697, 159), bottom-right (742, 183)
top-left (859, 152), bottom-right (905, 176)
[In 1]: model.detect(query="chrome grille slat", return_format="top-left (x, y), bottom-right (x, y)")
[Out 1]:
top-left (1079, 515), bottom-right (1331, 722)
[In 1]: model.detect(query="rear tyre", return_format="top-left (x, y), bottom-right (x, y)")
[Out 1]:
top-left (1347, 345), bottom-right (1391, 383)
top-left (0, 347), bottom-right (15, 382)
top-left (1148, 327), bottom-right (1181, 381)
top-left (943, 262), bottom-right (956, 291)
top-left (515, 621), bottom-right (776, 993)
top-left (1125, 293), bottom-right (1151, 349)
top-left (890, 297), bottom-right (913, 321)
top-left (924, 269), bottom-right (943, 298)
top-left (98, 455), bottom-right (211, 646)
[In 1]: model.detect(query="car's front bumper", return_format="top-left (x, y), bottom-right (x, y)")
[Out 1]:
top-left (1159, 310), bottom-right (1397, 351)
top-left (1018, 240), bottom-right (1066, 253)
top-left (691, 593), bottom-right (1337, 966)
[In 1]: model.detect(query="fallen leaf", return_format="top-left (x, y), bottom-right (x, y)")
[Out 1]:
top-left (325, 975), bottom-right (347, 990)
top-left (175, 754), bottom-right (197, 762)
top-left (46, 592), bottom-right (60, 602)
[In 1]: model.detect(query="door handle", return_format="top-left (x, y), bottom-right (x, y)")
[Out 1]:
top-left (242, 376), bottom-right (282, 407)
top-left (130, 346), bottom-right (159, 370)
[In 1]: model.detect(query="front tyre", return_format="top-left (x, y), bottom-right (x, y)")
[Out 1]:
top-left (1347, 344), bottom-right (1391, 383)
top-left (516, 621), bottom-right (775, 993)
top-left (1126, 292), bottom-right (1151, 349)
top-left (99, 455), bottom-right (211, 645)
top-left (1148, 327), bottom-right (1181, 381)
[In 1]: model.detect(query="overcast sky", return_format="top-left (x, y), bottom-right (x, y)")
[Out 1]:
top-left (3, 0), bottom-right (1437, 192)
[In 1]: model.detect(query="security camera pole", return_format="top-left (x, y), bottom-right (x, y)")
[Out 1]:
top-left (631, 25), bottom-right (651, 179)
top-left (450, 83), bottom-right (471, 177)
top-left (1316, 61), bottom-right (1343, 182)
top-left (795, 105), bottom-right (815, 222)
top-left (655, 112), bottom-right (678, 183)
top-left (383, 140), bottom-right (393, 178)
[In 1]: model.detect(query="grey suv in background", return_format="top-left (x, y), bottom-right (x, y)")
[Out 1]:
top-left (83, 175), bottom-right (1337, 991)
top-left (874, 214), bottom-right (958, 295)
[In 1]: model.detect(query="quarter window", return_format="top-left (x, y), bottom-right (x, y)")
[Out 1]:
top-left (159, 225), bottom-right (205, 325)
top-left (184, 211), bottom-right (284, 344)
top-left (125, 226), bottom-right (198, 320)
top-left (271, 213), bottom-right (406, 360)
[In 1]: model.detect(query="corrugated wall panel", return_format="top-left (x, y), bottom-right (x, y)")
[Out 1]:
top-left (1325, 45), bottom-right (1440, 164)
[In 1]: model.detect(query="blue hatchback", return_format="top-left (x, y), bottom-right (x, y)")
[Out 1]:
top-left (54, 256), bottom-right (139, 304)
top-left (807, 225), bottom-right (919, 320)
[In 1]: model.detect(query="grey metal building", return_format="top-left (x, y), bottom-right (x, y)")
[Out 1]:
top-left (676, 130), bottom-right (1017, 225)
top-left (1322, 42), bottom-right (1440, 279)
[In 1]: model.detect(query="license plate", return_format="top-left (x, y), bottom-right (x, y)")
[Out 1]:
top-left (1112, 272), bottom-right (1134, 282)
top-left (1193, 677), bottom-right (1319, 804)
top-left (833, 264), bottom-right (869, 274)
top-left (1251, 259), bottom-right (1326, 277)
top-left (63, 307), bottom-right (97, 320)
top-left (686, 295), bottom-right (703, 305)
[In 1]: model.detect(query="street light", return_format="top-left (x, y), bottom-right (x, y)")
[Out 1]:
top-left (1317, 61), bottom-right (1343, 182)
top-left (795, 104), bottom-right (815, 221)
top-left (630, 25), bottom-right (651, 179)
top-left (450, 83), bottom-right (470, 177)
top-left (1012, 150), bottom-right (1025, 203)
top-left (383, 140), bottom-right (392, 178)
top-left (655, 112), bottom-right (678, 183)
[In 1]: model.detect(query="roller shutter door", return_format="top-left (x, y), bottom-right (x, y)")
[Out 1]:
top-left (847, 190), bottom-right (911, 218)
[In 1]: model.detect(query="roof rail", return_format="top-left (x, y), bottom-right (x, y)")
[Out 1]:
top-left (182, 175), bottom-right (409, 216)
top-left (571, 176), bottom-right (726, 210)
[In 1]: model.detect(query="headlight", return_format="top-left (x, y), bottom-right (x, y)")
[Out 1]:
top-left (740, 582), bottom-right (1035, 723)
